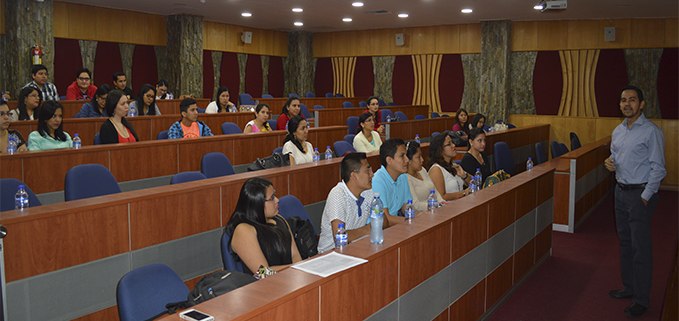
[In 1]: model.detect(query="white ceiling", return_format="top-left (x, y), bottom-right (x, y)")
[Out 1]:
top-left (61, 0), bottom-right (678, 33)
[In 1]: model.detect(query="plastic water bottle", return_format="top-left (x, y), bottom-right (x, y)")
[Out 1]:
top-left (335, 223), bottom-right (348, 248)
top-left (15, 185), bottom-right (29, 209)
top-left (325, 146), bottom-right (333, 161)
top-left (285, 121), bottom-right (289, 131)
top-left (228, 105), bottom-right (237, 113)
top-left (167, 92), bottom-right (174, 99)
top-left (128, 104), bottom-right (137, 117)
top-left (526, 157), bottom-right (534, 171)
top-left (313, 148), bottom-right (320, 163)
top-left (405, 200), bottom-right (415, 220)
top-left (475, 168), bottom-right (482, 191)
top-left (427, 190), bottom-right (438, 212)
top-left (72, 133), bottom-right (81, 149)
top-left (7, 136), bottom-right (17, 155)
top-left (469, 176), bottom-right (477, 195)
top-left (386, 116), bottom-right (391, 123)
top-left (415, 135), bottom-right (420, 144)
top-left (370, 194), bottom-right (384, 244)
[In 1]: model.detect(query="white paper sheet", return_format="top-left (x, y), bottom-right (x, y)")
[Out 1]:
top-left (291, 252), bottom-right (368, 278)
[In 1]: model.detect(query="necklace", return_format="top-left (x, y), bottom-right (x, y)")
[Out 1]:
top-left (110, 118), bottom-right (128, 137)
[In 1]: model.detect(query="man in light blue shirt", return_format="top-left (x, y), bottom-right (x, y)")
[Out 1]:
top-left (604, 86), bottom-right (666, 318)
top-left (372, 138), bottom-right (417, 219)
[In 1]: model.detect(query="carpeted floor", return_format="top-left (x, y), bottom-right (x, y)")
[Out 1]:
top-left (489, 190), bottom-right (678, 321)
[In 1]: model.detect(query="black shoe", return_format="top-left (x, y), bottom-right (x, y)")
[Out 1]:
top-left (609, 289), bottom-right (633, 299)
top-left (624, 303), bottom-right (648, 318)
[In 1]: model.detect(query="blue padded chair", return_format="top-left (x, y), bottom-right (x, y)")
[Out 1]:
top-left (239, 93), bottom-right (255, 105)
top-left (289, 93), bottom-right (299, 98)
top-left (378, 99), bottom-right (386, 107)
top-left (570, 132), bottom-right (582, 150)
top-left (325, 92), bottom-right (334, 98)
top-left (273, 147), bottom-right (283, 154)
top-left (359, 101), bottom-right (367, 107)
top-left (334, 141), bottom-right (356, 157)
top-left (267, 119), bottom-right (277, 130)
top-left (431, 112), bottom-right (440, 118)
top-left (220, 233), bottom-right (244, 272)
top-left (559, 143), bottom-right (569, 155)
top-left (381, 109), bottom-right (394, 122)
top-left (507, 123), bottom-right (516, 129)
top-left (346, 116), bottom-right (359, 135)
top-left (305, 92), bottom-right (315, 98)
top-left (170, 171), bottom-right (207, 185)
top-left (0, 179), bottom-right (41, 211)
top-left (335, 93), bottom-right (344, 98)
top-left (344, 134), bottom-right (356, 144)
top-left (300, 104), bottom-right (312, 118)
top-left (221, 122), bottom-right (242, 135)
top-left (387, 102), bottom-right (397, 106)
top-left (453, 160), bottom-right (462, 165)
top-left (415, 115), bottom-right (426, 120)
top-left (313, 105), bottom-right (324, 109)
top-left (201, 152), bottom-right (235, 178)
top-left (395, 111), bottom-right (408, 121)
top-left (262, 94), bottom-right (274, 99)
top-left (157, 130), bottom-right (169, 140)
top-left (59, 95), bottom-right (66, 100)
top-left (431, 132), bottom-right (440, 138)
top-left (551, 141), bottom-right (562, 158)
top-left (196, 107), bottom-right (205, 113)
top-left (483, 124), bottom-right (491, 132)
top-left (116, 263), bottom-right (190, 321)
top-left (94, 133), bottom-right (102, 145)
top-left (494, 142), bottom-right (515, 176)
top-left (535, 142), bottom-right (547, 165)
top-left (441, 114), bottom-right (450, 117)
top-left (279, 195), bottom-right (317, 235)
top-left (64, 164), bottom-right (121, 202)
top-left (342, 101), bottom-right (354, 108)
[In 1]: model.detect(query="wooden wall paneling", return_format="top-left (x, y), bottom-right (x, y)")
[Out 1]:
top-left (0, 157), bottom-right (23, 182)
top-left (537, 170), bottom-right (554, 205)
top-left (399, 223), bottom-right (451, 295)
top-left (52, 1), bottom-right (68, 38)
top-left (553, 173), bottom-right (570, 225)
top-left (487, 190), bottom-right (516, 237)
top-left (459, 24), bottom-right (482, 54)
top-left (514, 239), bottom-right (535, 284)
top-left (568, 20), bottom-right (599, 49)
top-left (511, 21), bottom-right (538, 51)
top-left (661, 120), bottom-right (678, 185)
top-left (67, 3), bottom-right (96, 40)
top-left (558, 51), bottom-right (570, 116)
top-left (516, 180), bottom-right (537, 218)
top-left (450, 280), bottom-right (486, 321)
top-left (594, 117), bottom-right (623, 141)
top-left (485, 258), bottom-right (513, 308)
top-left (665, 18), bottom-right (679, 47)
top-left (256, 30), bottom-right (274, 56)
top-left (126, 117), bottom-right (153, 141)
top-left (145, 14), bottom-right (167, 46)
top-left (316, 127), bottom-right (348, 152)
top-left (411, 27), bottom-right (437, 54)
top-left (177, 137), bottom-right (234, 172)
top-left (589, 50), bottom-right (600, 117)
top-left (231, 134), bottom-right (280, 164)
top-left (63, 120), bottom-right (100, 146)
top-left (435, 25), bottom-right (460, 54)
top-left (597, 19), bottom-right (631, 49)
top-left (387, 122), bottom-right (411, 141)
top-left (203, 21), bottom-right (224, 51)
top-left (313, 33), bottom-right (330, 57)
top-left (316, 108), bottom-right (344, 127)
top-left (288, 163), bottom-right (340, 205)
top-left (368, 29), bottom-right (390, 57)
top-left (23, 150), bottom-right (110, 194)
top-left (631, 19), bottom-right (666, 48)
top-left (538, 21), bottom-right (569, 51)
top-left (151, 117), bottom-right (178, 140)
top-left (390, 28), bottom-right (414, 56)
top-left (109, 143), bottom-right (178, 181)
top-left (411, 119), bottom-right (431, 138)
top-left (451, 204), bottom-right (488, 261)
top-left (248, 288), bottom-right (320, 321)
top-left (94, 6), bottom-right (123, 43)
top-left (4, 204), bottom-right (129, 281)
top-left (124, 11), bottom-right (148, 45)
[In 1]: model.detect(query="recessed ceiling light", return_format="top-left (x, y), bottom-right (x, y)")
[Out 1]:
top-left (352, 2), bottom-right (364, 7)
top-left (343, 18), bottom-right (352, 22)
top-left (398, 13), bottom-right (408, 18)
top-left (461, 8), bottom-right (473, 13)
top-left (241, 12), bottom-right (252, 17)
top-left (292, 8), bottom-right (303, 12)
top-left (533, 5), bottom-right (543, 10)
top-left (294, 22), bottom-right (303, 26)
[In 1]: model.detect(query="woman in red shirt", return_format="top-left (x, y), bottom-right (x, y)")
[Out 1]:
top-left (275, 97), bottom-right (303, 131)
top-left (99, 90), bottom-right (139, 144)
top-left (362, 96), bottom-right (384, 134)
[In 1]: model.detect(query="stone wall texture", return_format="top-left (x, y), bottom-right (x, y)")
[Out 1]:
top-left (79, 40), bottom-right (98, 79)
top-left (285, 31), bottom-right (314, 97)
top-left (119, 43), bottom-right (135, 91)
top-left (261, 55), bottom-right (270, 95)
top-left (0, 35), bottom-right (7, 95)
top-left (624, 48), bottom-right (663, 118)
top-left (5, 0), bottom-right (54, 98)
top-left (460, 53), bottom-right (481, 113)
top-left (372, 56), bottom-right (395, 104)
top-left (154, 46), bottom-right (171, 87)
top-left (166, 14), bottom-right (203, 97)
top-left (509, 51), bottom-right (537, 115)
top-left (479, 20), bottom-right (511, 123)
top-left (211, 51), bottom-right (223, 100)
top-left (237, 53), bottom-right (248, 98)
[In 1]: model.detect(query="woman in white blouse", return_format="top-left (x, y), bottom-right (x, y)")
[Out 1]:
top-left (406, 141), bottom-right (445, 212)
top-left (282, 115), bottom-right (314, 165)
top-left (353, 113), bottom-right (382, 153)
top-left (427, 132), bottom-right (471, 201)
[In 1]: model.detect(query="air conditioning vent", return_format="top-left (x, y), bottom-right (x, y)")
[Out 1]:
top-left (365, 9), bottom-right (391, 15)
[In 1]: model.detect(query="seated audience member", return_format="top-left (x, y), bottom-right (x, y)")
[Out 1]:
top-left (275, 97), bottom-right (303, 130)
top-left (371, 138), bottom-right (415, 219)
top-left (353, 113), bottom-right (382, 153)
top-left (318, 152), bottom-right (397, 252)
top-left (10, 87), bottom-right (41, 121)
top-left (244, 103), bottom-right (272, 133)
top-left (0, 100), bottom-right (28, 153)
top-left (405, 141), bottom-right (445, 211)
top-left (427, 132), bottom-right (471, 201)
top-left (129, 84), bottom-right (161, 116)
top-left (206, 86), bottom-right (236, 113)
top-left (461, 128), bottom-right (492, 185)
top-left (155, 79), bottom-right (173, 100)
top-left (224, 177), bottom-right (302, 274)
top-left (282, 115), bottom-right (313, 165)
top-left (112, 71), bottom-right (134, 98)
top-left (167, 98), bottom-right (214, 139)
top-left (22, 64), bottom-right (59, 101)
top-left (471, 113), bottom-right (486, 131)
top-left (363, 96), bottom-right (384, 134)
top-left (74, 84), bottom-right (111, 118)
top-left (66, 68), bottom-right (97, 100)
top-left (27, 101), bottom-right (72, 150)
top-left (99, 90), bottom-right (139, 144)
top-left (452, 108), bottom-right (470, 135)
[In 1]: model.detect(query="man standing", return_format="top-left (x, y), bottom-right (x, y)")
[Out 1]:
top-left (167, 98), bottom-right (213, 139)
top-left (605, 86), bottom-right (666, 318)
top-left (22, 64), bottom-right (59, 101)
top-left (112, 71), bottom-right (134, 98)
top-left (66, 68), bottom-right (97, 100)
top-left (372, 138), bottom-right (417, 219)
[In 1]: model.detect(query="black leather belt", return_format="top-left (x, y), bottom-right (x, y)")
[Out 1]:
top-left (617, 182), bottom-right (646, 190)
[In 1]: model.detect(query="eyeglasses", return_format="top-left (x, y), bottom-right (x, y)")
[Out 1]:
top-left (77, 77), bottom-right (91, 81)
top-left (0, 111), bottom-right (10, 117)
top-left (27, 93), bottom-right (40, 98)
top-left (354, 166), bottom-right (373, 174)
top-left (266, 191), bottom-right (277, 202)
top-left (364, 119), bottom-right (374, 123)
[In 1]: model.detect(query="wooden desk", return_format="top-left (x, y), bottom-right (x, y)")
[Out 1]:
top-left (552, 136), bottom-right (612, 233)
top-left (256, 97), bottom-right (368, 115)
top-left (314, 105), bottom-right (431, 127)
top-left (6, 99), bottom-right (210, 118)
top-left (483, 125), bottom-right (550, 175)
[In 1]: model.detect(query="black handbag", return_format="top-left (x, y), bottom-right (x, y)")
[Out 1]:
top-left (247, 152), bottom-right (290, 171)
top-left (450, 130), bottom-right (468, 147)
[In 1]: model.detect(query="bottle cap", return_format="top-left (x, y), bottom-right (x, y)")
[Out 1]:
top-left (74, 133), bottom-right (79, 137)
top-left (338, 223), bottom-right (345, 228)
top-left (18, 185), bottom-right (24, 189)
top-left (528, 157), bottom-right (532, 160)
top-left (430, 190), bottom-right (435, 193)
top-left (8, 136), bottom-right (13, 141)
top-left (407, 200), bottom-right (413, 204)
top-left (327, 146), bottom-right (330, 149)
top-left (374, 192), bottom-right (380, 197)
top-left (314, 148), bottom-right (318, 151)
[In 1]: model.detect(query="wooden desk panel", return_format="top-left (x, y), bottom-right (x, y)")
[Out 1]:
top-left (399, 223), bottom-right (451, 295)
top-left (314, 105), bottom-right (429, 127)
top-left (288, 162), bottom-right (341, 205)
top-left (256, 97), bottom-right (368, 116)
top-left (231, 133), bottom-right (280, 165)
top-left (109, 143), bottom-right (178, 182)
top-left (451, 205), bottom-right (488, 262)
top-left (6, 99), bottom-right (210, 119)
top-left (516, 180), bottom-right (538, 218)
top-left (23, 149), bottom-right (110, 194)
top-left (177, 137), bottom-right (235, 173)
top-left (488, 189), bottom-right (516, 237)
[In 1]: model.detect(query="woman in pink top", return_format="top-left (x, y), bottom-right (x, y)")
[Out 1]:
top-left (244, 103), bottom-right (272, 133)
top-left (452, 108), bottom-right (470, 136)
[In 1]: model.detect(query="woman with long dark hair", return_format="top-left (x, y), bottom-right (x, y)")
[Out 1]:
top-left (0, 100), bottom-right (28, 153)
top-left (460, 128), bottom-right (492, 184)
top-left (99, 90), bottom-right (139, 144)
top-left (452, 108), bottom-right (470, 135)
top-left (353, 112), bottom-right (382, 153)
top-left (74, 84), bottom-right (111, 118)
top-left (244, 103), bottom-right (272, 133)
top-left (10, 87), bottom-right (41, 121)
top-left (471, 113), bottom-right (487, 131)
top-left (275, 96), bottom-right (303, 130)
top-left (129, 83), bottom-right (160, 116)
top-left (427, 131), bottom-right (471, 201)
top-left (405, 141), bottom-right (444, 211)
top-left (225, 177), bottom-right (302, 274)
top-left (362, 96), bottom-right (384, 134)
top-left (27, 101), bottom-right (72, 150)
top-left (206, 86), bottom-right (236, 113)
top-left (282, 115), bottom-right (313, 165)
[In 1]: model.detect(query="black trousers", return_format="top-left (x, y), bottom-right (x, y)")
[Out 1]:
top-left (614, 185), bottom-right (659, 308)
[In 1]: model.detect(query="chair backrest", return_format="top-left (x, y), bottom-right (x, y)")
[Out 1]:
top-left (289, 93), bottom-right (299, 98)
top-left (507, 123), bottom-right (516, 129)
top-left (431, 132), bottom-right (440, 138)
top-left (381, 109), bottom-right (394, 122)
top-left (335, 93), bottom-right (344, 98)
top-left (267, 119), bottom-right (277, 130)
top-left (346, 116), bottom-right (359, 135)
top-left (94, 133), bottom-right (102, 145)
top-left (220, 233), bottom-right (244, 272)
top-left (358, 101), bottom-right (367, 107)
top-left (299, 104), bottom-right (312, 118)
top-left (395, 111), bottom-right (408, 121)
top-left (333, 141), bottom-right (356, 157)
top-left (305, 92), bottom-right (315, 98)
top-left (278, 195), bottom-right (317, 235)
top-left (196, 107), bottom-right (205, 114)
top-left (221, 122), bottom-right (243, 135)
top-left (387, 102), bottom-right (397, 106)
top-left (239, 93), bottom-right (255, 106)
top-left (64, 164), bottom-right (121, 202)
top-left (273, 147), bottom-right (283, 154)
top-left (0, 178), bottom-right (41, 211)
top-left (344, 134), bottom-right (356, 144)
top-left (493, 142), bottom-right (515, 176)
top-left (559, 143), bottom-right (569, 155)
top-left (482, 124), bottom-right (491, 132)
top-left (170, 171), bottom-right (207, 185)
top-left (325, 92), bottom-right (333, 97)
top-left (312, 105), bottom-right (324, 109)
top-left (535, 142), bottom-right (547, 165)
top-left (441, 114), bottom-right (450, 117)
top-left (550, 141), bottom-right (562, 158)
top-left (116, 263), bottom-right (190, 321)
top-left (431, 112), bottom-right (440, 118)
top-left (342, 101), bottom-right (354, 108)
top-left (570, 132), bottom-right (581, 150)
top-left (378, 99), bottom-right (387, 107)
top-left (201, 152), bottom-right (235, 178)
top-left (262, 94), bottom-right (274, 99)
top-left (157, 130), bottom-right (169, 140)
top-left (414, 114), bottom-right (426, 120)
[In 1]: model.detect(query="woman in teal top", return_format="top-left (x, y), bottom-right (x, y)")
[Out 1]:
top-left (27, 101), bottom-right (72, 151)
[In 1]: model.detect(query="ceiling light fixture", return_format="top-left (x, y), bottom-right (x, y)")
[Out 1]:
top-left (398, 13), bottom-right (408, 18)
top-left (292, 8), bottom-right (303, 12)
top-left (352, 2), bottom-right (364, 7)
top-left (294, 22), bottom-right (303, 26)
top-left (343, 18), bottom-right (352, 22)
top-left (241, 12), bottom-right (252, 17)
top-left (461, 8), bottom-right (473, 13)
top-left (534, 5), bottom-right (543, 10)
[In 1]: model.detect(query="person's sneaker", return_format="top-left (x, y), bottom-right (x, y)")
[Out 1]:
top-left (624, 303), bottom-right (648, 318)
top-left (609, 289), bottom-right (633, 299)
